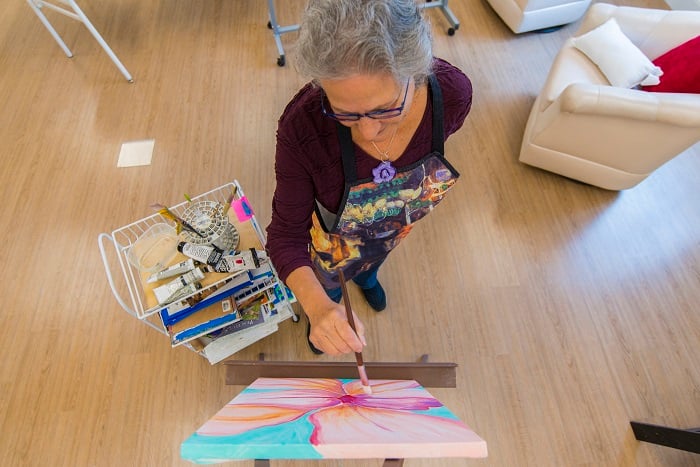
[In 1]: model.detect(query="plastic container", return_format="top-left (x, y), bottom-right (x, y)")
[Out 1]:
top-left (126, 223), bottom-right (179, 273)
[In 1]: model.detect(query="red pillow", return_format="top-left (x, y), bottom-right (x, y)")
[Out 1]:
top-left (641, 34), bottom-right (700, 93)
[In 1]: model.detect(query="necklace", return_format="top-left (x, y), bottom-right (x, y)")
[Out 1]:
top-left (370, 128), bottom-right (398, 183)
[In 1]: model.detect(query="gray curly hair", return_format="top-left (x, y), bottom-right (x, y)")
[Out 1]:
top-left (294, 0), bottom-right (433, 85)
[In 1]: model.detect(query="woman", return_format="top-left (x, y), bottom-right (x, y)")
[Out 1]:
top-left (266, 0), bottom-right (473, 355)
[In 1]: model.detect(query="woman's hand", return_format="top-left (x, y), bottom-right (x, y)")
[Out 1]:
top-left (286, 266), bottom-right (366, 355)
top-left (307, 301), bottom-right (366, 355)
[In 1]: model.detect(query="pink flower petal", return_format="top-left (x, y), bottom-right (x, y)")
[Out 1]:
top-left (197, 404), bottom-right (309, 436)
top-left (310, 405), bottom-right (476, 444)
top-left (309, 405), bottom-right (485, 458)
top-left (233, 378), bottom-right (345, 409)
top-left (342, 380), bottom-right (443, 411)
top-left (253, 378), bottom-right (345, 392)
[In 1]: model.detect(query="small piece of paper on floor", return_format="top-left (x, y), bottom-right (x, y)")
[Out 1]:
top-left (117, 139), bottom-right (155, 167)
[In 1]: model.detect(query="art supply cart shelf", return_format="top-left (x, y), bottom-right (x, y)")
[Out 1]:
top-left (99, 181), bottom-right (297, 364)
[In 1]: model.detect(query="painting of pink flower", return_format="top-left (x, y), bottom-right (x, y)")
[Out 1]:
top-left (181, 378), bottom-right (487, 463)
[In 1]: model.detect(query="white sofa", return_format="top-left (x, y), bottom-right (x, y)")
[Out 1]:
top-left (518, 3), bottom-right (700, 190)
top-left (485, 0), bottom-right (591, 33)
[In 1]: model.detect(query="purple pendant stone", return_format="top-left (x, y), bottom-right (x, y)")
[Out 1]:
top-left (372, 160), bottom-right (396, 183)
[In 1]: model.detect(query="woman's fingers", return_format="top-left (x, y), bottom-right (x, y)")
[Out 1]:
top-left (310, 307), bottom-right (366, 355)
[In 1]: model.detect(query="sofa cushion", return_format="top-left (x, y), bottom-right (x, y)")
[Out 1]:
top-left (571, 18), bottom-right (662, 88)
top-left (641, 35), bottom-right (700, 93)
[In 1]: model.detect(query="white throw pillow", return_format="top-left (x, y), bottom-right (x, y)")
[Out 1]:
top-left (571, 18), bottom-right (663, 88)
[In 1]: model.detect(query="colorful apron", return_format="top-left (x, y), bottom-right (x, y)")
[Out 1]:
top-left (310, 74), bottom-right (460, 289)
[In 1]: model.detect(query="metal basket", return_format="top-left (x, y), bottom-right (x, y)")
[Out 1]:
top-left (98, 182), bottom-right (245, 319)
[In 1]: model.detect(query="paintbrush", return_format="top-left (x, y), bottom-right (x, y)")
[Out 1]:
top-left (338, 270), bottom-right (372, 394)
top-left (151, 203), bottom-right (207, 239)
top-left (222, 185), bottom-right (238, 217)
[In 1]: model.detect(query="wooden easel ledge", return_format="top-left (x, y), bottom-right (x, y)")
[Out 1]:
top-left (224, 354), bottom-right (457, 388)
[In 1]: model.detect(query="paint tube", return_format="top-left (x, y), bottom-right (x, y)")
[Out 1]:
top-left (212, 248), bottom-right (267, 273)
top-left (177, 241), bottom-right (224, 266)
top-left (153, 267), bottom-right (206, 304)
top-left (160, 281), bottom-right (203, 305)
top-left (146, 258), bottom-right (197, 284)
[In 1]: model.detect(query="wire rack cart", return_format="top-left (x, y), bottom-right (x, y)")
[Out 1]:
top-left (98, 181), bottom-right (297, 363)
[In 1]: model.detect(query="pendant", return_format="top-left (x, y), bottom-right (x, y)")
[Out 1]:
top-left (372, 160), bottom-right (396, 183)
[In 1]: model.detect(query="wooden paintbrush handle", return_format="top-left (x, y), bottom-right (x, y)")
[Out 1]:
top-left (338, 270), bottom-right (364, 366)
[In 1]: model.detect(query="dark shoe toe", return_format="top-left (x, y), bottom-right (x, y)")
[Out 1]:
top-left (362, 282), bottom-right (386, 312)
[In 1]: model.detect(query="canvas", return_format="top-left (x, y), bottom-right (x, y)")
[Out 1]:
top-left (181, 377), bottom-right (487, 463)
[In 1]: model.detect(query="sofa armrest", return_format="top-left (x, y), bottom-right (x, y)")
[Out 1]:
top-left (559, 83), bottom-right (700, 127)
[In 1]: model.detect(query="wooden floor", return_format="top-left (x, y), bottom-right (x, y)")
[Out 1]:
top-left (1, 0), bottom-right (698, 466)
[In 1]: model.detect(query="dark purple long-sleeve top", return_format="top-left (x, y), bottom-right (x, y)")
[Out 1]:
top-left (266, 58), bottom-right (473, 283)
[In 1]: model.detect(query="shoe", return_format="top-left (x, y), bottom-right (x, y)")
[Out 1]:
top-left (361, 282), bottom-right (386, 311)
top-left (306, 320), bottom-right (324, 355)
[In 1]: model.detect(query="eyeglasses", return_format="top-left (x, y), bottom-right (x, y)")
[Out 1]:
top-left (321, 79), bottom-right (410, 122)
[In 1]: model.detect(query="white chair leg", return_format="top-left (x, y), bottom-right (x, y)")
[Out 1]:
top-left (26, 0), bottom-right (74, 58)
top-left (26, 0), bottom-right (133, 82)
top-left (65, 0), bottom-right (133, 82)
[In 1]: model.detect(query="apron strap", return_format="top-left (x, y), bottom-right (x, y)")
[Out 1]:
top-left (337, 124), bottom-right (357, 183)
top-left (428, 73), bottom-right (444, 155)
